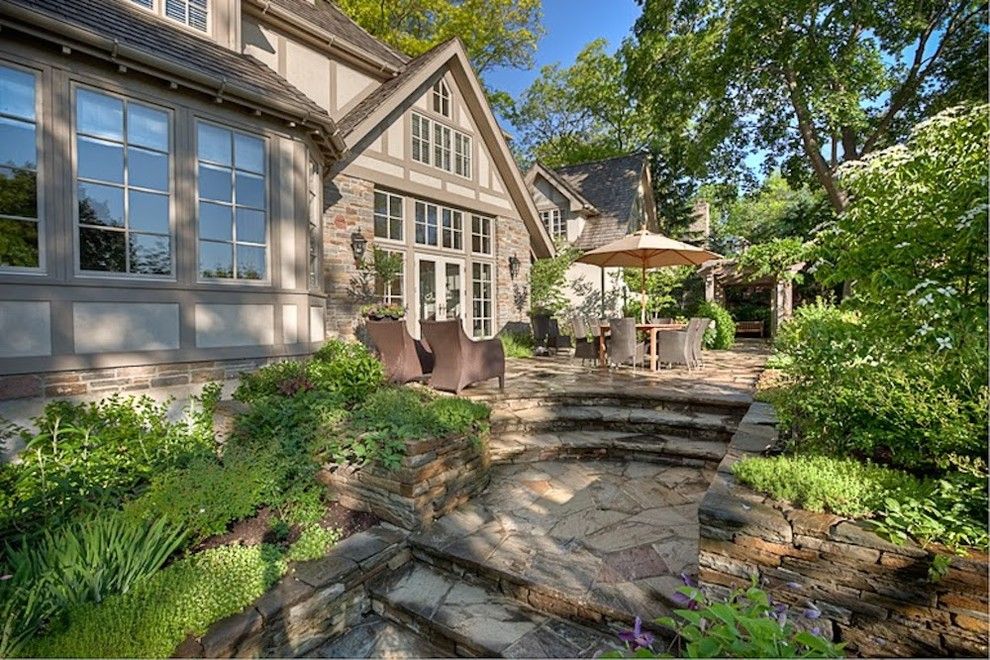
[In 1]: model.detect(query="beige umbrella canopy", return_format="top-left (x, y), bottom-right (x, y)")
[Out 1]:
top-left (575, 229), bottom-right (721, 322)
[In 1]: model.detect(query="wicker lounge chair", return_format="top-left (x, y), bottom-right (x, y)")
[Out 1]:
top-left (366, 320), bottom-right (434, 384)
top-left (421, 319), bottom-right (505, 393)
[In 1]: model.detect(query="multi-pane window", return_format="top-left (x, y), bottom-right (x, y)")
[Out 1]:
top-left (433, 123), bottom-right (451, 172)
top-left (471, 214), bottom-right (492, 255)
top-left (432, 79), bottom-right (450, 117)
top-left (414, 200), bottom-right (438, 246)
top-left (374, 249), bottom-right (405, 305)
top-left (540, 208), bottom-right (565, 240)
top-left (411, 114), bottom-right (431, 165)
top-left (472, 262), bottom-right (493, 338)
top-left (374, 190), bottom-right (403, 241)
top-left (75, 88), bottom-right (172, 276)
top-left (441, 207), bottom-right (463, 249)
top-left (0, 65), bottom-right (40, 270)
top-left (196, 121), bottom-right (267, 280)
top-left (130, 0), bottom-right (154, 8)
top-left (308, 158), bottom-right (321, 290)
top-left (454, 133), bottom-right (471, 178)
top-left (165, 0), bottom-right (208, 32)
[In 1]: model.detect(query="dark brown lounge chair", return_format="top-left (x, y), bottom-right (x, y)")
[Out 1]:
top-left (366, 319), bottom-right (434, 384)
top-left (420, 319), bottom-right (505, 394)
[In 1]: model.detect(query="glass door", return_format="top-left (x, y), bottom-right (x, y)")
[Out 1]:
top-left (415, 255), bottom-right (465, 336)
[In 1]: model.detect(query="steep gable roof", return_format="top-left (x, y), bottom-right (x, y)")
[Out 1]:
top-left (525, 162), bottom-right (597, 214)
top-left (335, 38), bottom-right (555, 259)
top-left (545, 154), bottom-right (651, 250)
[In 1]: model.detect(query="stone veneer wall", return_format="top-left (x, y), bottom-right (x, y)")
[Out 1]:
top-left (318, 433), bottom-right (490, 530)
top-left (174, 526), bottom-right (409, 658)
top-left (494, 213), bottom-right (532, 333)
top-left (0, 356), bottom-right (300, 402)
top-left (321, 174), bottom-right (373, 340)
top-left (698, 402), bottom-right (989, 658)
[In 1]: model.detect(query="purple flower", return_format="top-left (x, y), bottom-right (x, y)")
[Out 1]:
top-left (671, 589), bottom-right (701, 610)
top-left (804, 607), bottom-right (822, 620)
top-left (811, 627), bottom-right (822, 637)
top-left (785, 581), bottom-right (803, 590)
top-left (679, 573), bottom-right (697, 588)
top-left (618, 617), bottom-right (655, 650)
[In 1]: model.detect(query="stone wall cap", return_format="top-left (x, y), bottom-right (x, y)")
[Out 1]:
top-left (830, 521), bottom-right (927, 558)
top-left (199, 607), bottom-right (262, 657)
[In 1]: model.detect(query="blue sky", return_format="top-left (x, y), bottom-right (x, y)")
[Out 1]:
top-left (484, 0), bottom-right (642, 133)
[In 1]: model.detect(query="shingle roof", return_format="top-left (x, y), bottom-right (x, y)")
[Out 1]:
top-left (336, 39), bottom-right (452, 137)
top-left (551, 153), bottom-right (649, 250)
top-left (4, 0), bottom-right (331, 122)
top-left (269, 0), bottom-right (408, 69)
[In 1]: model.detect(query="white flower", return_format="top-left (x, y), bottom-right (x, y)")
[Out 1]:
top-left (917, 323), bottom-right (933, 336)
top-left (936, 336), bottom-right (953, 351)
top-left (895, 242), bottom-right (910, 248)
top-left (199, 507), bottom-right (206, 514)
top-left (917, 293), bottom-right (934, 306)
top-left (937, 286), bottom-right (957, 297)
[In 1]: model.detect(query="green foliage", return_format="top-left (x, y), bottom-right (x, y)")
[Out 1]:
top-left (734, 238), bottom-right (808, 282)
top-left (0, 513), bottom-right (185, 658)
top-left (123, 444), bottom-right (281, 542)
top-left (529, 245), bottom-right (579, 315)
top-left (335, 0), bottom-right (543, 74)
top-left (621, 266), bottom-right (695, 319)
top-left (697, 301), bottom-right (734, 350)
top-left (310, 339), bottom-right (386, 405)
top-left (714, 174), bottom-right (834, 248)
top-left (233, 360), bottom-right (310, 402)
top-left (26, 544), bottom-right (286, 658)
top-left (0, 392), bottom-right (215, 539)
top-left (285, 524), bottom-right (342, 563)
top-left (732, 455), bottom-right (927, 518)
top-left (360, 302), bottom-right (406, 320)
top-left (500, 330), bottom-right (535, 358)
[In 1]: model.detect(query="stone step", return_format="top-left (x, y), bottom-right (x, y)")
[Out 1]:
top-left (489, 430), bottom-right (727, 469)
top-left (478, 391), bottom-right (750, 419)
top-left (408, 509), bottom-right (682, 634)
top-left (369, 561), bottom-right (618, 658)
top-left (490, 405), bottom-right (737, 442)
top-left (308, 614), bottom-right (452, 658)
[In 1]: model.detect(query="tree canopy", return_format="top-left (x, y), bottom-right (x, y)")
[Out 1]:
top-left (335, 0), bottom-right (544, 74)
top-left (626, 0), bottom-right (988, 212)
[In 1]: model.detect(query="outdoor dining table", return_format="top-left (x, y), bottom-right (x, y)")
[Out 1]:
top-left (598, 322), bottom-right (688, 370)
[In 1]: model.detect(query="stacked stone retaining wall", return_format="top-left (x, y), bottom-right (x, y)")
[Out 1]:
top-left (698, 402), bottom-right (989, 657)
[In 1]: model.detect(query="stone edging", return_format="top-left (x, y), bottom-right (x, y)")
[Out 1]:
top-left (697, 401), bottom-right (989, 657)
top-left (173, 525), bottom-right (410, 658)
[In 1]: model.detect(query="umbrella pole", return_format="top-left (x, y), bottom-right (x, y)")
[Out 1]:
top-left (641, 264), bottom-right (647, 324)
top-left (600, 266), bottom-right (606, 319)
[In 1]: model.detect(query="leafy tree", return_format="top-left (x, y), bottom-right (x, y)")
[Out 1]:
top-left (335, 0), bottom-right (544, 74)
top-left (627, 0), bottom-right (988, 213)
top-left (529, 244), bottom-right (579, 314)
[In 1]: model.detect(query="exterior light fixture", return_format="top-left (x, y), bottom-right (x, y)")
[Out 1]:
top-left (508, 254), bottom-right (521, 280)
top-left (350, 231), bottom-right (368, 263)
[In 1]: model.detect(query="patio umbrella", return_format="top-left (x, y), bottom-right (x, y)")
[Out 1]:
top-left (575, 229), bottom-right (721, 322)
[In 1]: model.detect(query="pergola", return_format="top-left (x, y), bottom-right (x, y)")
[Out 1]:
top-left (697, 259), bottom-right (805, 337)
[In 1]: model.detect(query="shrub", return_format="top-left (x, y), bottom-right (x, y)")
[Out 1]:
top-left (499, 330), bottom-right (534, 358)
top-left (698, 301), bottom-right (735, 349)
top-left (285, 524), bottom-right (341, 563)
top-left (309, 339), bottom-right (385, 405)
top-left (0, 513), bottom-right (185, 657)
top-left (0, 393), bottom-right (214, 539)
top-left (233, 360), bottom-right (309, 403)
top-left (26, 544), bottom-right (286, 658)
top-left (732, 455), bottom-right (927, 518)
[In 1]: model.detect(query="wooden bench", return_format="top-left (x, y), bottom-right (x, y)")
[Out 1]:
top-left (735, 320), bottom-right (764, 337)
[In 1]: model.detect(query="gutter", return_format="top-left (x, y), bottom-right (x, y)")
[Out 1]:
top-left (0, 1), bottom-right (348, 157)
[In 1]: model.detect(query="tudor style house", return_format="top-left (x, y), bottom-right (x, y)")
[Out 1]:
top-left (525, 153), bottom-right (658, 317)
top-left (0, 0), bottom-right (552, 401)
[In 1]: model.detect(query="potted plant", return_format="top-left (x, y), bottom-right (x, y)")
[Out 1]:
top-left (360, 302), bottom-right (406, 321)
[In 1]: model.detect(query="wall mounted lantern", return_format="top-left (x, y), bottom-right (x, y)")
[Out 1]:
top-left (508, 254), bottom-right (521, 280)
top-left (350, 231), bottom-right (368, 263)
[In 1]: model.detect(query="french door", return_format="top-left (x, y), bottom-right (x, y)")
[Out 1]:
top-left (414, 255), bottom-right (466, 337)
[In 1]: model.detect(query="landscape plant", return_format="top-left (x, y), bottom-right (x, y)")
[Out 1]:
top-left (696, 301), bottom-right (735, 350)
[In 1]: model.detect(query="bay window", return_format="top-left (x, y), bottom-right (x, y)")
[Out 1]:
top-left (0, 64), bottom-right (40, 270)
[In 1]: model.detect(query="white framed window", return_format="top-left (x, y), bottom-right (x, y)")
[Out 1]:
top-left (471, 214), bottom-right (492, 255)
top-left (130, 0), bottom-right (154, 8)
top-left (374, 190), bottom-right (403, 242)
top-left (432, 79), bottom-right (451, 117)
top-left (375, 249), bottom-right (405, 305)
top-left (74, 87), bottom-right (173, 277)
top-left (472, 262), bottom-right (493, 338)
top-left (454, 132), bottom-right (472, 178)
top-left (411, 113), bottom-right (431, 165)
top-left (540, 208), bottom-right (565, 240)
top-left (165, 0), bottom-right (208, 32)
top-left (433, 123), bottom-right (451, 172)
top-left (0, 64), bottom-right (42, 272)
top-left (308, 158), bottom-right (322, 291)
top-left (441, 207), bottom-right (463, 250)
top-left (414, 200), bottom-right (438, 246)
top-left (196, 121), bottom-right (268, 281)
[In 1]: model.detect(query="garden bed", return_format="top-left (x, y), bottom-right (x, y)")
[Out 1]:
top-left (698, 401), bottom-right (990, 657)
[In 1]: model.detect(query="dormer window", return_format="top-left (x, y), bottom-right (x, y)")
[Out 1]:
top-left (432, 79), bottom-right (451, 117)
top-left (130, 0), bottom-right (208, 32)
top-left (540, 208), bottom-right (565, 241)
